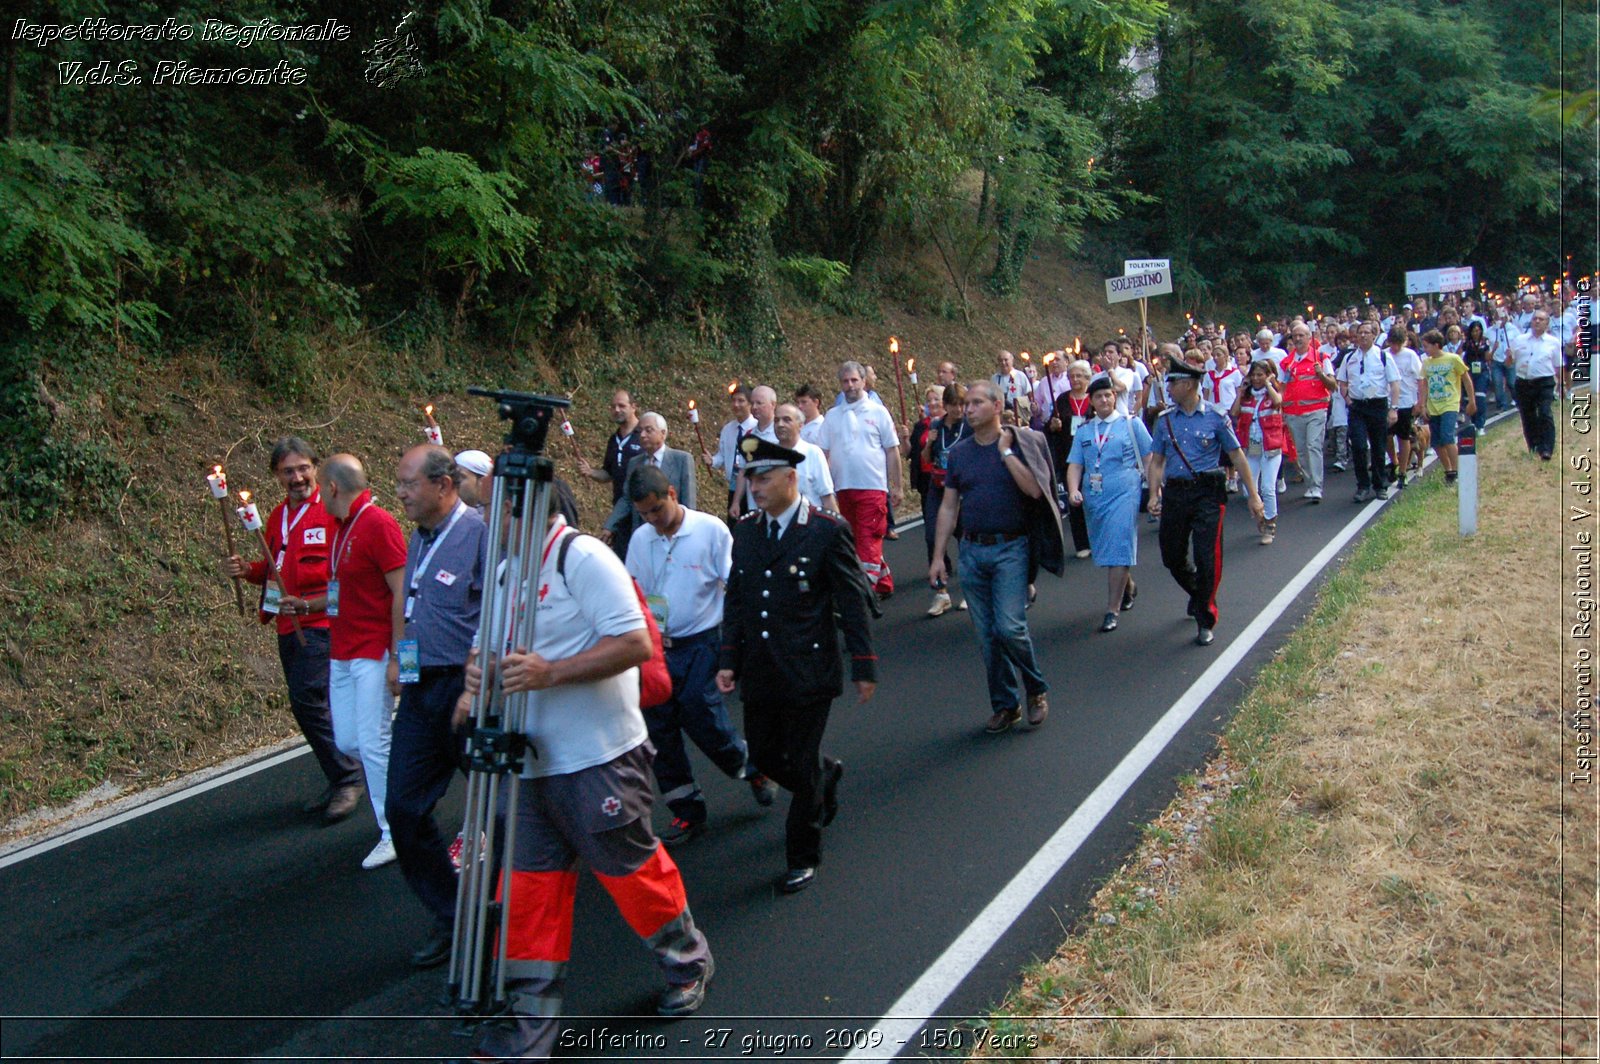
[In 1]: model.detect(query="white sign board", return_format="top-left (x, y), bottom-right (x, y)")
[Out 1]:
top-left (1124, 258), bottom-right (1170, 275)
top-left (1405, 266), bottom-right (1475, 295)
top-left (1106, 269), bottom-right (1173, 304)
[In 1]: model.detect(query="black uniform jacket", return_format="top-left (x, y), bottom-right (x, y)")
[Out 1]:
top-left (720, 503), bottom-right (877, 702)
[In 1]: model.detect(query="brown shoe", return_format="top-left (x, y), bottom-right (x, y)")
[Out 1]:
top-left (984, 707), bottom-right (1022, 734)
top-left (324, 784), bottom-right (365, 823)
top-left (1026, 692), bottom-right (1049, 726)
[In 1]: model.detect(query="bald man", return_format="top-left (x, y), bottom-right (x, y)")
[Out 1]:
top-left (730, 385), bottom-right (780, 518)
top-left (316, 454), bottom-right (410, 869)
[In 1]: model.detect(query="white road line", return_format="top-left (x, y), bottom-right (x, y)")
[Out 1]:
top-left (847, 409), bottom-right (1515, 1059)
top-left (0, 745), bottom-right (309, 871)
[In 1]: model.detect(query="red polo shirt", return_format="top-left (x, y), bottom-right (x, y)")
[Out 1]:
top-left (327, 490), bottom-right (409, 661)
top-left (245, 491), bottom-right (337, 636)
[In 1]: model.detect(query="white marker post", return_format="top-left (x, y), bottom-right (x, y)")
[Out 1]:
top-left (1457, 420), bottom-right (1478, 535)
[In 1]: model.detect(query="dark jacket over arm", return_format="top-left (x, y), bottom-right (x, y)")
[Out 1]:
top-left (1014, 425), bottom-right (1066, 577)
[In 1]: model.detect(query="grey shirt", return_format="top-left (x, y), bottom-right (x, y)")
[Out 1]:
top-left (403, 502), bottom-right (489, 666)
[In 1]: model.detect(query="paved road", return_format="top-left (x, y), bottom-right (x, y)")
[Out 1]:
top-left (1, 455), bottom-right (1426, 1062)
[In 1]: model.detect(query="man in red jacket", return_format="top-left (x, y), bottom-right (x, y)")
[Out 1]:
top-left (223, 437), bottom-right (364, 820)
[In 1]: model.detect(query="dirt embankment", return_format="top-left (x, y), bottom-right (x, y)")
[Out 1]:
top-left (0, 245), bottom-right (1184, 831)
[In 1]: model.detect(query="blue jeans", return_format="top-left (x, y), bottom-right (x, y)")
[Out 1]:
top-left (645, 632), bottom-right (749, 823)
top-left (957, 537), bottom-right (1048, 714)
top-left (387, 667), bottom-right (467, 928)
top-left (1491, 362), bottom-right (1516, 410)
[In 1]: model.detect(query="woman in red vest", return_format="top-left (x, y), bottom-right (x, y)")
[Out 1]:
top-left (1232, 360), bottom-right (1286, 544)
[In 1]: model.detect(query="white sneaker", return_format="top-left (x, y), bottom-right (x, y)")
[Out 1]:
top-left (1305, 488), bottom-right (1322, 501)
top-left (362, 838), bottom-right (398, 870)
top-left (927, 590), bottom-right (953, 617)
top-left (1276, 478), bottom-right (1287, 494)
top-left (1075, 548), bottom-right (1092, 559)
top-left (957, 599), bottom-right (968, 610)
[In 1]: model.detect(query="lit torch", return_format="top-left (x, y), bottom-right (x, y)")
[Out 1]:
top-left (208, 465), bottom-right (246, 616)
top-left (687, 399), bottom-right (709, 459)
top-left (559, 413), bottom-right (582, 461)
top-left (908, 358), bottom-right (917, 385)
top-left (423, 404), bottom-right (443, 446)
top-left (237, 490), bottom-right (304, 644)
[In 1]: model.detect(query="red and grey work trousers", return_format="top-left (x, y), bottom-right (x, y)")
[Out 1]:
top-left (477, 743), bottom-right (710, 1061)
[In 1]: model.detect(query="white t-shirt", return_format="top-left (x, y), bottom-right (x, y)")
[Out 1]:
top-left (992, 368), bottom-right (1031, 407)
top-left (821, 397), bottom-right (899, 492)
top-left (712, 415), bottom-right (757, 488)
top-left (800, 416), bottom-right (827, 447)
top-left (520, 518), bottom-right (648, 778)
top-left (792, 438), bottom-right (837, 509)
top-left (1204, 365), bottom-right (1243, 412)
top-left (1389, 346), bottom-right (1423, 408)
top-left (625, 509), bottom-right (731, 639)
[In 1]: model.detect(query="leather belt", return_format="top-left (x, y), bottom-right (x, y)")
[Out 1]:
top-left (961, 531), bottom-right (1026, 546)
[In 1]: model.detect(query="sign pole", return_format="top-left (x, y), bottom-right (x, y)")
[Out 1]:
top-left (1139, 297), bottom-right (1149, 362)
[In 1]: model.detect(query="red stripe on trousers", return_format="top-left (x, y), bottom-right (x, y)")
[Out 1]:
top-left (593, 844), bottom-right (689, 939)
top-left (1209, 502), bottom-right (1225, 623)
top-left (502, 869), bottom-right (579, 961)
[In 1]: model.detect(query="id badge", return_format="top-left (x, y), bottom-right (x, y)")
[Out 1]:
top-left (263, 584), bottom-right (282, 615)
top-left (644, 594), bottom-right (669, 629)
top-left (1471, 361), bottom-right (1483, 375)
top-left (326, 579), bottom-right (340, 618)
top-left (1088, 472), bottom-right (1104, 495)
top-left (1071, 415), bottom-right (1086, 434)
top-left (396, 639), bottom-right (421, 684)
top-left (404, 593), bottom-right (416, 621)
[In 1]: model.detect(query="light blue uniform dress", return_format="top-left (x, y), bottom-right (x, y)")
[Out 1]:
top-left (1068, 412), bottom-right (1153, 567)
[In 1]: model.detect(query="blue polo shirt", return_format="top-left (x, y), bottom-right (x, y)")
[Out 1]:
top-left (1152, 402), bottom-right (1240, 478)
top-left (403, 502), bottom-right (489, 666)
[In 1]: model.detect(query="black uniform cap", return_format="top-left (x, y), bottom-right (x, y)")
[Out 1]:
top-left (1165, 360), bottom-right (1205, 381)
top-left (740, 435), bottom-right (806, 474)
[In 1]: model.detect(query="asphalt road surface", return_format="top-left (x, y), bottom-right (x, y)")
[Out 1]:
top-left (1, 452), bottom-right (1443, 1063)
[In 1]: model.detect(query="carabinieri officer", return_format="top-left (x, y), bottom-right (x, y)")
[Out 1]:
top-left (1147, 360), bottom-right (1265, 646)
top-left (716, 436), bottom-right (878, 894)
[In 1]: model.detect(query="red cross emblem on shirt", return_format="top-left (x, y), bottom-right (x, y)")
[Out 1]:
top-left (538, 583), bottom-right (550, 603)
top-left (600, 796), bottom-right (621, 817)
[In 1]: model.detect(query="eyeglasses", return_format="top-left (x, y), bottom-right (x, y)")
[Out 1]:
top-left (395, 476), bottom-right (436, 493)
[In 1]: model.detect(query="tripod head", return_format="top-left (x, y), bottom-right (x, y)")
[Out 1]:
top-left (468, 388), bottom-right (571, 456)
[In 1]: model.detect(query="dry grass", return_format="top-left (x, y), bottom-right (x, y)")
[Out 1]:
top-left (989, 417), bottom-right (1595, 1061)
top-left (0, 245), bottom-right (1178, 834)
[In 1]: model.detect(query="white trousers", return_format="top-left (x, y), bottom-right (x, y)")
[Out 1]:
top-left (329, 654), bottom-right (393, 838)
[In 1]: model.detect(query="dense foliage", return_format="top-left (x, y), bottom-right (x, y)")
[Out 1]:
top-left (0, 0), bottom-right (1589, 520)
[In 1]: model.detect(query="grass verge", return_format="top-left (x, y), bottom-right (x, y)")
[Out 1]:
top-left (976, 413), bottom-right (1592, 1060)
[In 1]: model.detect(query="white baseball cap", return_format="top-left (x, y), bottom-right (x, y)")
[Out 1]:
top-left (454, 449), bottom-right (493, 477)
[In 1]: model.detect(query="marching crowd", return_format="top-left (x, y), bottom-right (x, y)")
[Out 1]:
top-left (219, 280), bottom-right (1582, 1061)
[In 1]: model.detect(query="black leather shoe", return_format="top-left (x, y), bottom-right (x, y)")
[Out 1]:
top-left (779, 867), bottom-right (816, 893)
top-left (1194, 626), bottom-right (1215, 647)
top-left (821, 760), bottom-right (843, 826)
top-left (411, 924), bottom-right (452, 969)
top-left (1121, 581), bottom-right (1137, 612)
top-left (1098, 612), bottom-right (1118, 633)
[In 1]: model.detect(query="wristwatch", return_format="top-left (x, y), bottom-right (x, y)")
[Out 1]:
top-left (1000, 448), bottom-right (1016, 459)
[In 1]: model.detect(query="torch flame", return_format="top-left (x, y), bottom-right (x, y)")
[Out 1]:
top-left (688, 399), bottom-right (697, 411)
top-left (424, 404), bottom-right (435, 419)
top-left (727, 380), bottom-right (739, 394)
top-left (238, 490), bottom-right (252, 503)
top-left (888, 337), bottom-right (899, 355)
top-left (906, 358), bottom-right (915, 373)
top-left (1042, 352), bottom-right (1056, 366)
top-left (1019, 351), bottom-right (1030, 362)
top-left (1074, 337), bottom-right (1081, 354)
top-left (213, 464), bottom-right (223, 475)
